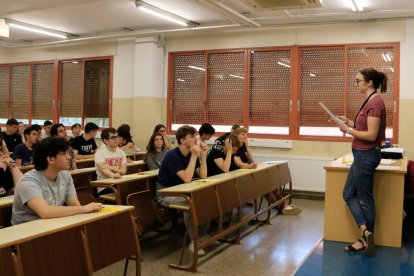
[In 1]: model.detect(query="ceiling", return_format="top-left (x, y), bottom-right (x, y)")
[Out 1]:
top-left (1, 0), bottom-right (414, 47)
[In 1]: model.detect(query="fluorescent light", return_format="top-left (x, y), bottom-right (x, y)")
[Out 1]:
top-left (278, 62), bottom-right (291, 68)
top-left (382, 53), bottom-right (388, 62)
top-left (386, 53), bottom-right (392, 62)
top-left (176, 78), bottom-right (185, 82)
top-left (229, 74), bottom-right (244, 79)
top-left (350, 0), bottom-right (363, 12)
top-left (8, 22), bottom-right (68, 39)
top-left (135, 1), bottom-right (197, 27)
top-left (138, 6), bottom-right (188, 26)
top-left (310, 73), bottom-right (316, 77)
top-left (390, 67), bottom-right (394, 73)
top-left (188, 65), bottom-right (205, 71)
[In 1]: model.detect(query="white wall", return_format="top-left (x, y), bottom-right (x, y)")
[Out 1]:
top-left (400, 19), bottom-right (414, 99)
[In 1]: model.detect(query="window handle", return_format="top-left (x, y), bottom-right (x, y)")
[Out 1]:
top-left (297, 100), bottom-right (300, 111)
top-left (393, 101), bottom-right (396, 112)
top-left (289, 100), bottom-right (292, 112)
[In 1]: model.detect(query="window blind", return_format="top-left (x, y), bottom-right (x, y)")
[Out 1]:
top-left (32, 63), bottom-right (54, 120)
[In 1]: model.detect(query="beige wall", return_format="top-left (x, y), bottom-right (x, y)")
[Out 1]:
top-left (1, 19), bottom-right (413, 161)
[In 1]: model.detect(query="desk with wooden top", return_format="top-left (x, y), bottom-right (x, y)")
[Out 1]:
top-left (76, 158), bottom-right (95, 169)
top-left (126, 152), bottom-right (146, 161)
top-left (0, 196), bottom-right (13, 228)
top-left (158, 162), bottom-right (291, 272)
top-left (324, 153), bottom-right (407, 247)
top-left (0, 205), bottom-right (140, 276)
top-left (90, 170), bottom-right (158, 204)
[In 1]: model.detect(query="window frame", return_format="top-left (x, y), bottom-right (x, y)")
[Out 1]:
top-left (0, 56), bottom-right (113, 128)
top-left (167, 42), bottom-right (400, 143)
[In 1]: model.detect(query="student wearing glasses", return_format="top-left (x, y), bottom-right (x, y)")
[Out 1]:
top-left (11, 138), bottom-right (102, 225)
top-left (94, 128), bottom-right (127, 194)
top-left (336, 68), bottom-right (387, 256)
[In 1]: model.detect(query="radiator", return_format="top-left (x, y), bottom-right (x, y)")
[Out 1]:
top-left (254, 154), bottom-right (333, 192)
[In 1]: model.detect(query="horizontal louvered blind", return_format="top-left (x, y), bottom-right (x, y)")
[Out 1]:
top-left (300, 47), bottom-right (345, 127)
top-left (171, 54), bottom-right (206, 124)
top-left (84, 59), bottom-right (110, 118)
top-left (10, 65), bottom-right (30, 120)
top-left (347, 46), bottom-right (395, 127)
top-left (207, 52), bottom-right (245, 125)
top-left (0, 66), bottom-right (9, 119)
top-left (60, 61), bottom-right (83, 117)
top-left (250, 50), bottom-right (290, 126)
top-left (32, 63), bottom-right (54, 120)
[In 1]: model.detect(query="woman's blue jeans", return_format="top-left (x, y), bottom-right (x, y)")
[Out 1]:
top-left (343, 148), bottom-right (381, 232)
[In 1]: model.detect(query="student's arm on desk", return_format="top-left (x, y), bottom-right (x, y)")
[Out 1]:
top-left (234, 156), bottom-right (257, 169)
top-left (195, 143), bottom-right (207, 179)
top-left (27, 197), bottom-right (102, 219)
top-left (97, 163), bottom-right (122, 179)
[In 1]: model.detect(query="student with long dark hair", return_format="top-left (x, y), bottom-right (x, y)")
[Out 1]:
top-left (144, 132), bottom-right (167, 170)
top-left (153, 124), bottom-right (171, 150)
top-left (337, 68), bottom-right (387, 256)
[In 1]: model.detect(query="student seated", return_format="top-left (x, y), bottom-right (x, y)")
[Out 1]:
top-left (232, 127), bottom-right (257, 169)
top-left (117, 125), bottom-right (142, 153)
top-left (0, 154), bottom-right (23, 197)
top-left (144, 132), bottom-right (168, 170)
top-left (206, 134), bottom-right (240, 177)
top-left (198, 123), bottom-right (215, 144)
top-left (214, 124), bottom-right (240, 146)
top-left (156, 125), bottom-right (207, 256)
top-left (2, 118), bottom-right (23, 152)
top-left (69, 123), bottom-right (82, 144)
top-left (153, 124), bottom-right (172, 150)
top-left (94, 128), bottom-right (127, 194)
top-left (18, 122), bottom-right (25, 142)
top-left (40, 120), bottom-right (53, 140)
top-left (50, 124), bottom-right (77, 170)
top-left (13, 126), bottom-right (39, 167)
top-left (71, 122), bottom-right (99, 159)
top-left (11, 137), bottom-right (102, 225)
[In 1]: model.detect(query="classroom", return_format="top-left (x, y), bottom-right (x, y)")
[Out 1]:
top-left (1, 0), bottom-right (414, 275)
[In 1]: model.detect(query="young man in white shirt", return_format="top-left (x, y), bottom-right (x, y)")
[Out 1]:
top-left (94, 128), bottom-right (127, 194)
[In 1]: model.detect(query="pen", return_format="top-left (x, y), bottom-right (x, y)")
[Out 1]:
top-left (195, 180), bottom-right (207, 183)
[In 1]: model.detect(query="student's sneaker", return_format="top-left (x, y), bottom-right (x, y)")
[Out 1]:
top-left (282, 205), bottom-right (302, 215)
top-left (189, 241), bottom-right (206, 256)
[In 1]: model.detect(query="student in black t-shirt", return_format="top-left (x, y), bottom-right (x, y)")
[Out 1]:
top-left (233, 127), bottom-right (257, 169)
top-left (2, 118), bottom-right (23, 152)
top-left (207, 134), bottom-right (241, 177)
top-left (71, 122), bottom-right (99, 159)
top-left (13, 126), bottom-right (39, 167)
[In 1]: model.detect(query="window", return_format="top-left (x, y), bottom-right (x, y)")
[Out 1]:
top-left (0, 56), bottom-right (112, 127)
top-left (168, 43), bottom-right (399, 141)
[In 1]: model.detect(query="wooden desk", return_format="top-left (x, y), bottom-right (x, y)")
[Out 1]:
top-left (76, 158), bottom-right (95, 169)
top-left (159, 162), bottom-right (291, 272)
top-left (126, 160), bottom-right (147, 174)
top-left (70, 167), bottom-right (97, 192)
top-left (324, 153), bottom-right (407, 247)
top-left (0, 205), bottom-right (140, 276)
top-left (90, 170), bottom-right (158, 204)
top-left (0, 196), bottom-right (13, 228)
top-left (126, 152), bottom-right (146, 161)
top-left (19, 165), bottom-right (34, 174)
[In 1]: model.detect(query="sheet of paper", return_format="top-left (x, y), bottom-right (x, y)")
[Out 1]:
top-left (319, 102), bottom-right (345, 126)
top-left (380, 159), bottom-right (397, 165)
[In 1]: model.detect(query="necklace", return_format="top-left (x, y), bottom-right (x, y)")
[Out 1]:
top-left (353, 91), bottom-right (378, 127)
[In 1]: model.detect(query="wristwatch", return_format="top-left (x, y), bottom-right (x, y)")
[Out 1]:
top-left (346, 128), bottom-right (353, 135)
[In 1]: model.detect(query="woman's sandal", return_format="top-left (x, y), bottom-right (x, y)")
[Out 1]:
top-left (344, 239), bottom-right (365, 252)
top-left (363, 229), bottom-right (375, 257)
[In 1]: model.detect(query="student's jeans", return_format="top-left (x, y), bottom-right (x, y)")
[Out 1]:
top-left (343, 148), bottom-right (381, 232)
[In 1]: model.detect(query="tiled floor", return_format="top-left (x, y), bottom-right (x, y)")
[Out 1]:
top-left (95, 198), bottom-right (325, 275)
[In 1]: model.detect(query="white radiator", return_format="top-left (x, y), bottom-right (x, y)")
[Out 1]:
top-left (254, 154), bottom-right (333, 192)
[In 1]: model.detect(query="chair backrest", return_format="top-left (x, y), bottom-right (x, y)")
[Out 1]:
top-left (127, 190), bottom-right (163, 235)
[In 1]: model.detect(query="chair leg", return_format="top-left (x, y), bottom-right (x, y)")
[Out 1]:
top-left (123, 258), bottom-right (129, 276)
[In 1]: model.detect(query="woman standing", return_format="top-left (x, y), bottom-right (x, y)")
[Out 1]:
top-left (145, 132), bottom-right (168, 170)
top-left (338, 68), bottom-right (387, 256)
